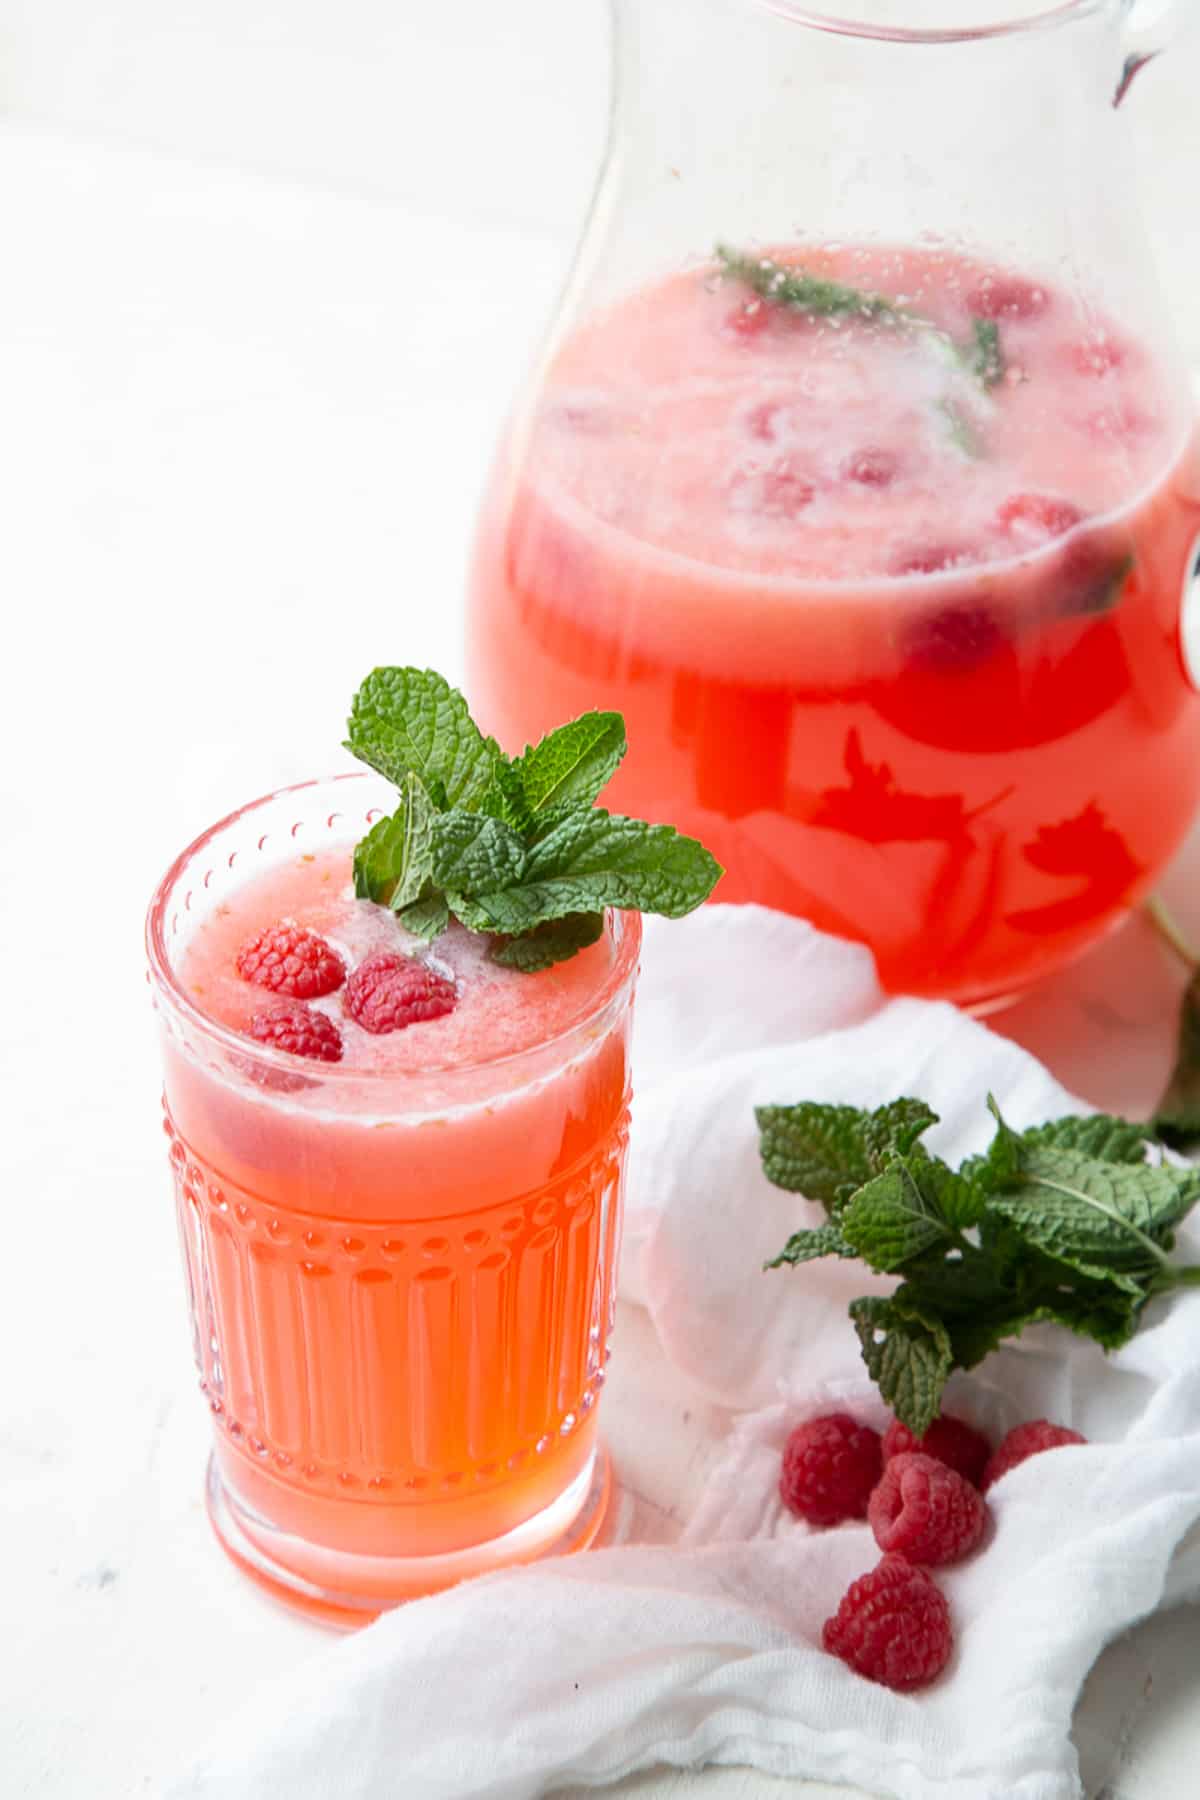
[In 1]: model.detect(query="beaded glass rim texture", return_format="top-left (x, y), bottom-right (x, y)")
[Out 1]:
top-left (752, 0), bottom-right (1102, 44)
top-left (145, 771), bottom-right (642, 1090)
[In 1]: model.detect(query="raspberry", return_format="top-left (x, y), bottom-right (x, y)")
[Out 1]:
top-left (723, 298), bottom-right (771, 341)
top-left (729, 457), bottom-right (815, 520)
top-left (904, 602), bottom-right (1005, 674)
top-left (996, 493), bottom-right (1085, 548)
top-left (823, 1555), bottom-right (952, 1691)
top-left (843, 447), bottom-right (899, 488)
top-left (744, 399), bottom-right (785, 442)
top-left (1057, 534), bottom-right (1132, 617)
top-left (967, 275), bottom-right (1049, 321)
top-left (981, 1420), bottom-right (1086, 1491)
top-left (868, 1452), bottom-right (988, 1566)
top-left (1068, 333), bottom-right (1125, 378)
top-left (248, 1002), bottom-right (343, 1063)
top-left (780, 1413), bottom-right (883, 1527)
top-left (344, 953), bottom-right (457, 1035)
top-left (236, 922), bottom-right (346, 1000)
top-left (894, 543), bottom-right (976, 577)
top-left (1081, 403), bottom-right (1150, 444)
top-left (882, 1414), bottom-right (992, 1489)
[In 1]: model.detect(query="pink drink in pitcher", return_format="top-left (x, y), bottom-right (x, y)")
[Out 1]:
top-left (469, 245), bottom-right (1200, 1005)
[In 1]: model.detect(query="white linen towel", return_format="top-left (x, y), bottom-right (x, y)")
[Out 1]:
top-left (171, 908), bottom-right (1200, 1800)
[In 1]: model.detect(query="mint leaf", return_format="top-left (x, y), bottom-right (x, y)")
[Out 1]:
top-left (1023, 1287), bottom-right (1142, 1353)
top-left (959, 1094), bottom-right (1026, 1195)
top-left (761, 1088), bottom-right (1200, 1432)
top-left (755, 1098), bottom-right (938, 1213)
top-left (756, 1103), bottom-right (878, 1210)
top-left (513, 712), bottom-right (626, 816)
top-left (490, 912), bottom-right (605, 973)
top-left (398, 893), bottom-right (450, 942)
top-left (347, 668), bottom-right (499, 811)
top-left (840, 1156), bottom-right (980, 1273)
top-left (716, 244), bottom-right (903, 325)
top-left (716, 246), bottom-right (1004, 398)
top-left (938, 398), bottom-right (984, 460)
top-left (451, 808), bottom-right (722, 933)
top-left (1023, 1113), bottom-right (1151, 1165)
top-left (850, 1296), bottom-right (952, 1437)
top-left (1152, 970), bottom-right (1200, 1150)
top-left (862, 1098), bottom-right (941, 1166)
top-left (987, 1142), bottom-right (1198, 1291)
top-left (970, 318), bottom-right (1005, 389)
top-left (352, 773), bottom-right (435, 911)
top-left (345, 672), bottom-right (720, 970)
top-left (479, 747), bottom-right (534, 836)
top-left (765, 1224), bottom-right (857, 1269)
top-left (429, 810), bottom-right (528, 897)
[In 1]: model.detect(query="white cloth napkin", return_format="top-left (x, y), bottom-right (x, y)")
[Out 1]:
top-left (171, 908), bottom-right (1200, 1800)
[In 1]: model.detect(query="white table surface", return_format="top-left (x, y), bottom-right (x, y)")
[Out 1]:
top-left (3, 108), bottom-right (1200, 1800)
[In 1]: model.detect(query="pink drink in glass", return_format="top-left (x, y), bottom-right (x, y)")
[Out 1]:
top-left (148, 777), bottom-right (639, 1621)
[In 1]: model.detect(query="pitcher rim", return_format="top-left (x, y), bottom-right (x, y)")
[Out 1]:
top-left (751, 0), bottom-right (1102, 44)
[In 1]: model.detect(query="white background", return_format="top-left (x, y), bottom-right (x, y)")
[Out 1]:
top-left (2, 4), bottom-right (1200, 1797)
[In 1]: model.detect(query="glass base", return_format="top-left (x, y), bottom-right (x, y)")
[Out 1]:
top-left (205, 1445), bottom-right (615, 1627)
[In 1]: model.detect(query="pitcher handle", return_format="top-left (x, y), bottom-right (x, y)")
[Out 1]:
top-left (1116, 0), bottom-right (1193, 106)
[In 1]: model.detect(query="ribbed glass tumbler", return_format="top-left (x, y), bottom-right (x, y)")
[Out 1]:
top-left (146, 774), bottom-right (639, 1623)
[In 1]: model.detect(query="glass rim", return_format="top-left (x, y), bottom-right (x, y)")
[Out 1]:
top-left (145, 770), bottom-right (643, 1091)
top-left (751, 0), bottom-right (1101, 45)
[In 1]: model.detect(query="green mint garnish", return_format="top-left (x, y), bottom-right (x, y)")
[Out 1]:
top-left (937, 399), bottom-right (984, 461)
top-left (715, 244), bottom-right (905, 327)
top-left (715, 244), bottom-right (1005, 398)
top-left (970, 318), bottom-right (1006, 390)
top-left (1145, 899), bottom-right (1200, 1149)
top-left (1154, 969), bottom-right (1200, 1150)
top-left (345, 668), bottom-right (723, 970)
top-left (347, 666), bottom-right (499, 813)
top-left (758, 1093), bottom-right (1200, 1434)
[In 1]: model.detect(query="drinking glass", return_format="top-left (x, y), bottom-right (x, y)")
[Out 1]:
top-left (467, 0), bottom-right (1200, 1008)
top-left (146, 774), bottom-right (639, 1622)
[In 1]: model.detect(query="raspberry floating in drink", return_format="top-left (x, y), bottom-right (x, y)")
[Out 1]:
top-left (905, 602), bottom-right (1006, 674)
top-left (967, 275), bottom-right (1049, 320)
top-left (1081, 402), bottom-right (1151, 444)
top-left (345, 952), bottom-right (458, 1035)
top-left (996, 493), bottom-right (1085, 549)
top-left (236, 921), bottom-right (346, 999)
top-left (729, 456), bottom-right (816, 520)
top-left (744, 398), bottom-right (786, 442)
top-left (723, 297), bottom-right (771, 341)
top-left (248, 1001), bottom-right (344, 1063)
top-left (842, 447), bottom-right (899, 488)
top-left (1069, 332), bottom-right (1126, 377)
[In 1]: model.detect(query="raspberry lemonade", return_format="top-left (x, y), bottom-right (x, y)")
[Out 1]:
top-left (468, 243), bottom-right (1200, 1004)
top-left (147, 672), bottom-right (718, 1620)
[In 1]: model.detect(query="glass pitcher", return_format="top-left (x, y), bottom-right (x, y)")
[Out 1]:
top-left (466, 0), bottom-right (1200, 1009)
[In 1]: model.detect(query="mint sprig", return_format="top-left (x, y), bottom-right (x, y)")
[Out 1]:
top-left (346, 669), bottom-right (723, 969)
top-left (759, 1094), bottom-right (1200, 1434)
top-left (1154, 968), bottom-right (1200, 1150)
top-left (715, 244), bottom-right (1005, 397)
top-left (715, 244), bottom-right (905, 327)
